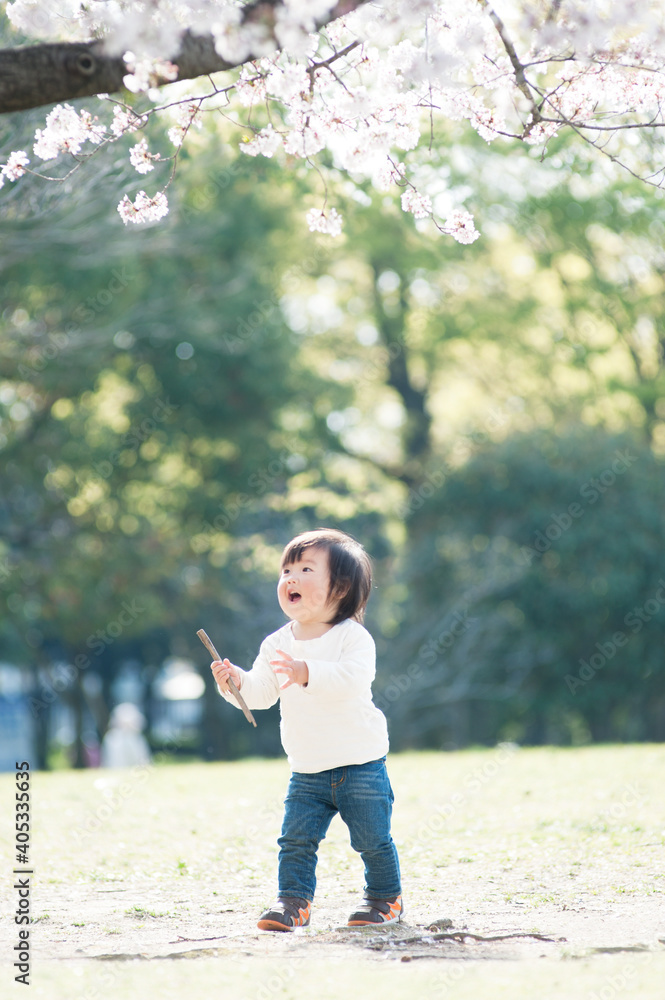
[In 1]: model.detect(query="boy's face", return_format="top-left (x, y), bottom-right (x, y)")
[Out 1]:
top-left (277, 546), bottom-right (336, 626)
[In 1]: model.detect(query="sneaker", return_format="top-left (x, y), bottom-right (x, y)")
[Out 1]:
top-left (347, 894), bottom-right (403, 926)
top-left (257, 897), bottom-right (312, 932)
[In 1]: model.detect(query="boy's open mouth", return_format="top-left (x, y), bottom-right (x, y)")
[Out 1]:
top-left (288, 592), bottom-right (301, 603)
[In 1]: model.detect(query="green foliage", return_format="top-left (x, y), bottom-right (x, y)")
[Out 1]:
top-left (5, 119), bottom-right (665, 765)
top-left (0, 142), bottom-right (398, 765)
top-left (1, 151), bottom-right (316, 766)
top-left (387, 426), bottom-right (665, 748)
top-left (1, 154), bottom-right (292, 651)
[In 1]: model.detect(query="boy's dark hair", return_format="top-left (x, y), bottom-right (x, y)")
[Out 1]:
top-left (280, 528), bottom-right (372, 625)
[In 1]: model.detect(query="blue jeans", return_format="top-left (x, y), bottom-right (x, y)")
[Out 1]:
top-left (277, 757), bottom-right (401, 902)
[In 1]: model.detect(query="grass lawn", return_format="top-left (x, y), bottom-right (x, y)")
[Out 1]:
top-left (1, 744), bottom-right (664, 998)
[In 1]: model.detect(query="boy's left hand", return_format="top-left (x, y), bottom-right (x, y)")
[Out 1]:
top-left (270, 649), bottom-right (309, 690)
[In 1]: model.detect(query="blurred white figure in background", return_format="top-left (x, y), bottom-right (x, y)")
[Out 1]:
top-left (100, 702), bottom-right (151, 768)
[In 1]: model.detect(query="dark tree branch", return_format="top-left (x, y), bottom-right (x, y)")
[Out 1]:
top-left (0, 40), bottom-right (123, 113)
top-left (0, 0), bottom-right (369, 115)
top-left (479, 0), bottom-right (543, 130)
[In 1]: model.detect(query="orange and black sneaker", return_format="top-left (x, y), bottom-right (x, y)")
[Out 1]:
top-left (348, 894), bottom-right (403, 926)
top-left (257, 897), bottom-right (312, 932)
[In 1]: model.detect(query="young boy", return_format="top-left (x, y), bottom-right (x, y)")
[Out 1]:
top-left (211, 527), bottom-right (402, 931)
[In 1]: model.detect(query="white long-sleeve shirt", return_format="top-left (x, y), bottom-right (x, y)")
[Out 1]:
top-left (218, 618), bottom-right (389, 773)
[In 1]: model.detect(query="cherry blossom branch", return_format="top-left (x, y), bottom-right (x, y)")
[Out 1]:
top-left (5, 1), bottom-right (665, 238)
top-left (385, 155), bottom-right (479, 243)
top-left (563, 124), bottom-right (665, 189)
top-left (535, 92), bottom-right (665, 188)
top-left (307, 40), bottom-right (361, 81)
top-left (538, 115), bottom-right (665, 132)
top-left (0, 2), bottom-right (370, 115)
top-left (478, 0), bottom-right (543, 129)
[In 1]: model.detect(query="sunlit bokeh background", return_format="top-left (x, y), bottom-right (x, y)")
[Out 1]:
top-left (2, 13), bottom-right (665, 771)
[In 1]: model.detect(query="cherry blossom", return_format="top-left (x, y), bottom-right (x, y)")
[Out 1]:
top-left (3, 1), bottom-right (665, 240)
top-left (167, 102), bottom-right (204, 147)
top-left (32, 105), bottom-right (106, 160)
top-left (443, 210), bottom-right (480, 245)
top-left (129, 139), bottom-right (158, 174)
top-left (240, 124), bottom-right (283, 158)
top-left (401, 188), bottom-right (432, 219)
top-left (117, 190), bottom-right (169, 225)
top-left (1, 150), bottom-right (29, 183)
top-left (306, 207), bottom-right (344, 237)
top-left (123, 56), bottom-right (179, 94)
top-left (111, 105), bottom-right (147, 138)
top-left (373, 159), bottom-right (406, 192)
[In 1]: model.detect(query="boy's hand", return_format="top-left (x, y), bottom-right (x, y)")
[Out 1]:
top-left (211, 658), bottom-right (242, 694)
top-left (270, 649), bottom-right (309, 690)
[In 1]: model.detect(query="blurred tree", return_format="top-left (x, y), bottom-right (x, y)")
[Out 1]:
top-left (6, 113), bottom-right (665, 765)
top-left (0, 146), bottom-right (338, 765)
top-left (3, 0), bottom-right (665, 246)
top-left (274, 130), bottom-right (665, 747)
top-left (288, 131), bottom-right (665, 477)
top-left (385, 426), bottom-right (665, 747)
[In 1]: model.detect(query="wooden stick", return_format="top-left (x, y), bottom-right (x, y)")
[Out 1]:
top-left (197, 629), bottom-right (257, 728)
